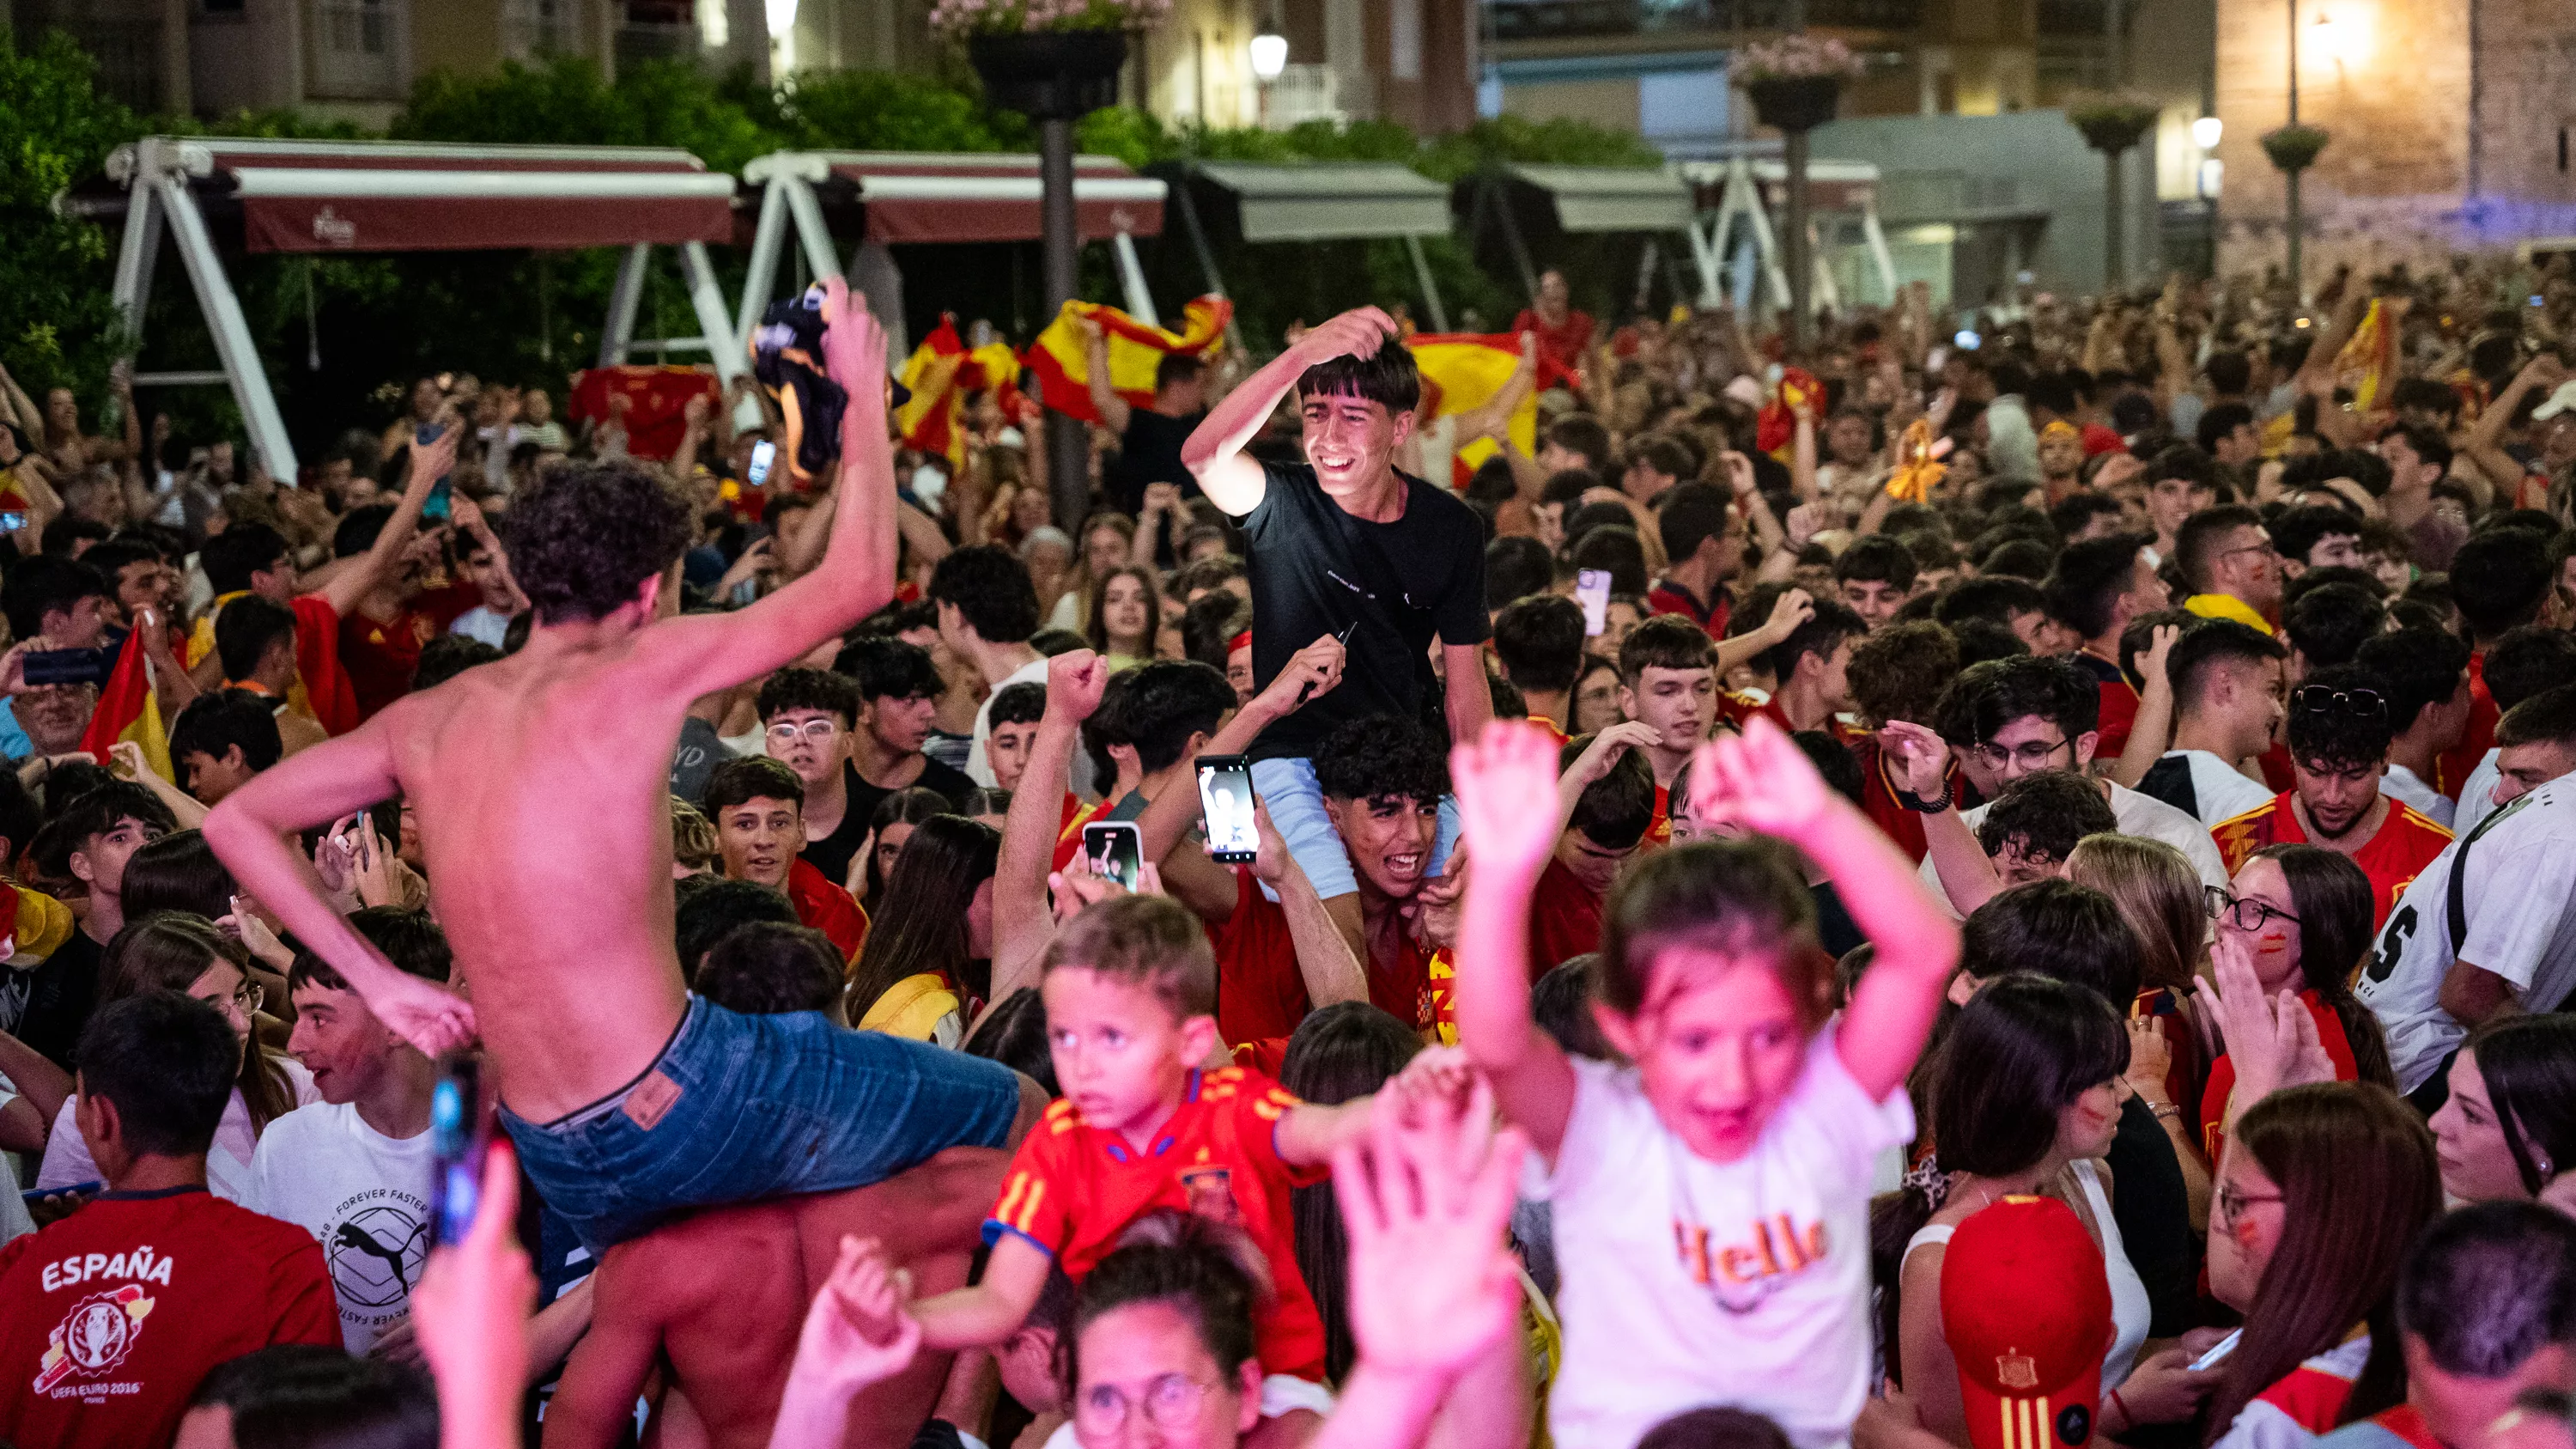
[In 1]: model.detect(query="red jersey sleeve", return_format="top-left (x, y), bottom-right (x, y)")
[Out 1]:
top-left (1223, 1068), bottom-right (1329, 1189)
top-left (987, 1104), bottom-right (1079, 1257)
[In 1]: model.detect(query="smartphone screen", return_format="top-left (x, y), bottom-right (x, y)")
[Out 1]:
top-left (428, 1052), bottom-right (491, 1247)
top-left (1082, 821), bottom-right (1142, 892)
top-left (1195, 755), bottom-right (1257, 864)
top-left (747, 439), bottom-right (777, 489)
top-left (0, 512), bottom-right (25, 533)
top-left (422, 478), bottom-right (452, 522)
top-left (2189, 1328), bottom-right (2242, 1373)
top-left (1575, 569), bottom-right (1611, 637)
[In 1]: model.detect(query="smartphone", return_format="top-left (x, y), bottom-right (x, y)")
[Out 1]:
top-left (428, 1051), bottom-right (493, 1247)
top-left (1575, 568), bottom-right (1612, 637)
top-left (22, 648), bottom-right (110, 688)
top-left (1082, 821), bottom-right (1143, 892)
top-left (0, 512), bottom-right (23, 533)
top-left (1195, 754), bottom-right (1257, 865)
top-left (2188, 1328), bottom-right (2243, 1373)
top-left (21, 1181), bottom-right (100, 1206)
top-left (747, 438), bottom-right (777, 490)
top-left (422, 477), bottom-right (452, 522)
top-left (1954, 330), bottom-right (1982, 350)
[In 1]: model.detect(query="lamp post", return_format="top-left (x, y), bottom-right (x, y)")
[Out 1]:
top-left (1249, 27), bottom-right (1286, 125)
top-left (2287, 0), bottom-right (2301, 299)
top-left (2260, 5), bottom-right (2330, 307)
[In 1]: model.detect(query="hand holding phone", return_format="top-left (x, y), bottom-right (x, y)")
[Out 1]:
top-left (748, 439), bottom-right (778, 489)
top-left (1575, 569), bottom-right (1611, 637)
top-left (1081, 821), bottom-right (1143, 892)
top-left (1195, 756), bottom-right (1258, 864)
top-left (429, 1052), bottom-right (493, 1247)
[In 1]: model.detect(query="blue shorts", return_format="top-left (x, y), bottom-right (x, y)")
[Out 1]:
top-left (500, 995), bottom-right (1022, 1251)
top-left (1250, 756), bottom-right (1460, 902)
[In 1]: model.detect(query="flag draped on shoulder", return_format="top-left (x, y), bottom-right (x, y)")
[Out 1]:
top-left (897, 317), bottom-right (1027, 466)
top-left (1023, 296), bottom-right (1232, 424)
top-left (1407, 332), bottom-right (1571, 488)
top-left (80, 628), bottom-right (172, 781)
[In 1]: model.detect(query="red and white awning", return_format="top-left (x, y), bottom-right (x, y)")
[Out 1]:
top-left (101, 137), bottom-right (737, 253)
top-left (748, 151), bottom-right (1165, 245)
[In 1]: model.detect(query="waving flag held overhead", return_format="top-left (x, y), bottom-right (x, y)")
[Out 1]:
top-left (1757, 366), bottom-right (1824, 460)
top-left (80, 626), bottom-right (172, 781)
top-left (897, 317), bottom-right (1029, 466)
top-left (1024, 296), bottom-right (1232, 423)
top-left (1408, 332), bottom-right (1571, 487)
top-left (2333, 298), bottom-right (2398, 416)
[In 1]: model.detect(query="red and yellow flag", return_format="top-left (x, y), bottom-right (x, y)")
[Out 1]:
top-left (1408, 332), bottom-right (1572, 488)
top-left (896, 317), bottom-right (1026, 466)
top-left (80, 627), bottom-right (172, 781)
top-left (2333, 298), bottom-right (2397, 416)
top-left (1757, 366), bottom-right (1824, 459)
top-left (1022, 296), bottom-right (1232, 423)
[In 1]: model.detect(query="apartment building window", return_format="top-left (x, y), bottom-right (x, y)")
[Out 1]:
top-left (309, 0), bottom-right (404, 99)
top-left (504, 0), bottom-right (580, 58)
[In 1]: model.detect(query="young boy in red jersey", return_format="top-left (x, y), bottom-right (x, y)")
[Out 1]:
top-left (893, 893), bottom-right (1412, 1446)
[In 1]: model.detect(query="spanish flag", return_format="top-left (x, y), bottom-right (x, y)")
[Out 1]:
top-left (1022, 296), bottom-right (1232, 423)
top-left (2333, 298), bottom-right (2397, 416)
top-left (896, 318), bottom-right (1028, 466)
top-left (80, 626), bottom-right (173, 781)
top-left (1407, 332), bottom-right (1571, 488)
top-left (1757, 366), bottom-right (1824, 460)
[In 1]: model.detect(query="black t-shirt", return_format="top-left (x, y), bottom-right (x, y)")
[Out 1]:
top-left (15, 926), bottom-right (105, 1072)
top-left (1109, 410), bottom-right (1206, 517)
top-left (1232, 459), bottom-right (1489, 763)
top-left (2105, 1092), bottom-right (2200, 1339)
top-left (815, 756), bottom-right (980, 884)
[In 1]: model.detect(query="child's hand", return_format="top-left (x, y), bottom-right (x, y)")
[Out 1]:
top-left (1686, 716), bottom-right (1833, 839)
top-left (1451, 721), bottom-right (1563, 880)
top-left (1333, 1081), bottom-right (1526, 1384)
top-left (791, 1236), bottom-right (923, 1399)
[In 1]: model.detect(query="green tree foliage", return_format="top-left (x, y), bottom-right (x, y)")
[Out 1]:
top-left (0, 31), bottom-right (143, 412)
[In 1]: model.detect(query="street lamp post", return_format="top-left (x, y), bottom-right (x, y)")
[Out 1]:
top-left (2286, 0), bottom-right (2302, 301)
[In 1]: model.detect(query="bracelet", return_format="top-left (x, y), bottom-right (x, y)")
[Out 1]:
top-left (2107, 1389), bottom-right (2131, 1434)
top-left (1908, 789), bottom-right (1952, 814)
top-left (2144, 1100), bottom-right (2182, 1121)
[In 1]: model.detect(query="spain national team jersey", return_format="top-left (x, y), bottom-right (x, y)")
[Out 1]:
top-left (985, 1067), bottom-right (1328, 1380)
top-left (2210, 790), bottom-right (2454, 928)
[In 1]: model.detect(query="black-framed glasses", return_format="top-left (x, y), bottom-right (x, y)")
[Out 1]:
top-left (1968, 736), bottom-right (2074, 772)
top-left (2206, 885), bottom-right (2300, 932)
top-left (2214, 1182), bottom-right (2285, 1226)
top-left (2291, 685), bottom-right (2387, 720)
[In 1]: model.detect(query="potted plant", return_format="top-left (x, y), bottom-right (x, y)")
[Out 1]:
top-left (2065, 89), bottom-right (2163, 155)
top-left (932, 0), bottom-right (1169, 119)
top-left (1735, 33), bottom-right (1865, 133)
top-left (2261, 122), bottom-right (2331, 174)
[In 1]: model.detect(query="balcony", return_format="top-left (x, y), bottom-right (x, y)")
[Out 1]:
top-left (1486, 0), bottom-right (1923, 44)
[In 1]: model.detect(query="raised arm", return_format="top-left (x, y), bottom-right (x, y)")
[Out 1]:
top-left (448, 496), bottom-right (529, 619)
top-left (981, 650), bottom-right (1109, 1021)
top-left (1880, 721), bottom-right (2002, 917)
top-left (202, 706), bottom-right (475, 1056)
top-left (1446, 332), bottom-right (1540, 446)
top-left (1183, 307), bottom-right (1396, 517)
top-left (1448, 721), bottom-right (1579, 1157)
top-left (1081, 319), bottom-right (1132, 435)
top-left (317, 422), bottom-right (459, 620)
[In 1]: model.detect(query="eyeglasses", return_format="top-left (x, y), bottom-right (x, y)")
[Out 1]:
top-left (1072, 1374), bottom-right (1218, 1434)
top-left (2218, 538), bottom-right (2280, 563)
top-left (2206, 885), bottom-right (2301, 932)
top-left (2291, 685), bottom-right (2387, 720)
top-left (763, 719), bottom-right (841, 746)
top-left (2214, 1182), bottom-right (2284, 1227)
top-left (1967, 737), bottom-right (2074, 772)
top-left (222, 981), bottom-right (264, 1018)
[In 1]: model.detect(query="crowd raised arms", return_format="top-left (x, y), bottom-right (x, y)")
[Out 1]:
top-left (7, 253), bottom-right (2576, 1449)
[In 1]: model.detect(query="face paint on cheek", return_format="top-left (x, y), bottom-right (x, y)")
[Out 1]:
top-left (2256, 932), bottom-right (2290, 957)
top-left (2232, 1215), bottom-right (2263, 1252)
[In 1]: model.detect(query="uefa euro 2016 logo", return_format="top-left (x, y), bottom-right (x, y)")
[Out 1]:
top-left (34, 1285), bottom-right (155, 1393)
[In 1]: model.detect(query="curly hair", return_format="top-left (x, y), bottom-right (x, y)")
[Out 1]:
top-left (1313, 715), bottom-right (1449, 806)
top-left (1847, 620), bottom-right (1959, 728)
top-left (503, 460), bottom-right (693, 624)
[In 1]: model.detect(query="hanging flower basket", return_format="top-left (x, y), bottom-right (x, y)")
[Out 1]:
top-left (1746, 76), bottom-right (1843, 132)
top-left (968, 29), bottom-right (1129, 119)
top-left (2261, 123), bottom-right (2331, 174)
top-left (1735, 34), bottom-right (1861, 131)
top-left (2065, 90), bottom-right (2162, 154)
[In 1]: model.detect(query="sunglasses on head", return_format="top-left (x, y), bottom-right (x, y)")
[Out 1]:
top-left (2291, 685), bottom-right (2386, 720)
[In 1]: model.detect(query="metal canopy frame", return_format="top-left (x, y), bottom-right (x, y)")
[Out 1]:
top-left (101, 137), bottom-right (749, 481)
top-left (1679, 155), bottom-right (1900, 315)
top-left (1159, 160), bottom-right (1454, 335)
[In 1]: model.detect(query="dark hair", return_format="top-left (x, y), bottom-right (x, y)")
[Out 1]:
top-left (1279, 1002), bottom-right (1420, 1381)
top-left (504, 460), bottom-right (693, 623)
top-left (1179, 591), bottom-right (1252, 671)
top-left (1765, 596), bottom-right (1865, 684)
top-left (757, 666), bottom-right (862, 725)
top-left (1788, 731), bottom-right (1862, 809)
top-left (1560, 734), bottom-right (1656, 849)
top-left (168, 690), bottom-right (283, 791)
top-left (60, 779), bottom-right (178, 868)
top-left (850, 814), bottom-right (999, 1017)
top-left (2196, 401), bottom-right (2257, 454)
top-left (1154, 351), bottom-right (1204, 393)
top-left (289, 906), bottom-right (453, 997)
top-left (864, 787), bottom-right (957, 901)
top-left (118, 831), bottom-right (238, 923)
top-left (2397, 1201), bottom-right (2576, 1378)
top-left (702, 755), bottom-right (806, 816)
top-left (988, 679), bottom-right (1048, 730)
top-left (1979, 538), bottom-right (2054, 581)
top-left (963, 986), bottom-right (1059, 1098)
top-left (215, 594), bottom-right (299, 684)
top-left (1, 554), bottom-right (110, 642)
top-left (189, 1344), bottom-right (437, 1449)
top-left (1656, 481), bottom-right (1735, 563)
top-left (200, 522), bottom-right (291, 596)
top-left (1934, 655), bottom-right (2100, 747)
top-left (2205, 1083), bottom-right (2439, 1441)
top-left (1833, 533), bottom-right (1918, 592)
top-left (1495, 595), bottom-right (1588, 695)
top-left (2383, 420), bottom-right (2455, 478)
top-left (1314, 715), bottom-right (1448, 807)
top-left (673, 878), bottom-right (800, 982)
top-left (2281, 583), bottom-right (2385, 670)
top-left (2175, 504), bottom-right (2266, 592)
top-left (2463, 1015), bottom-right (2576, 1197)
top-left (1960, 875), bottom-right (2140, 1005)
top-left (696, 921), bottom-right (843, 1015)
top-left (2285, 662), bottom-right (2396, 771)
top-left (1847, 620), bottom-right (1959, 728)
top-left (1598, 839), bottom-right (1824, 1020)
top-left (2451, 527), bottom-right (2555, 642)
top-left (1571, 525), bottom-right (1649, 598)
top-left (2249, 844), bottom-right (2394, 1088)
top-left (1103, 661), bottom-right (1235, 774)
top-left (2354, 628), bottom-right (2470, 735)
top-left (1619, 612), bottom-right (1716, 682)
top-left (1295, 342), bottom-right (1422, 414)
top-left (411, 633), bottom-right (502, 691)
top-left (1545, 415), bottom-right (1614, 472)
top-left (1639, 1407), bottom-right (1796, 1449)
top-left (2490, 628), bottom-right (2576, 714)
top-left (1533, 955), bottom-right (1617, 1059)
top-left (2049, 491), bottom-right (2125, 540)
top-left (928, 545), bottom-right (1042, 645)
top-left (2041, 533), bottom-right (2153, 640)
top-left (1085, 564), bottom-right (1163, 656)
top-left (0, 766), bottom-right (36, 870)
top-left (75, 991), bottom-right (240, 1158)
top-left (2169, 619), bottom-right (2287, 711)
top-left (2270, 503), bottom-right (2366, 567)
top-left (1063, 1212), bottom-right (1266, 1397)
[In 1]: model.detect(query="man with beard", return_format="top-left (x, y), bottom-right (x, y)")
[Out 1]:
top-left (2212, 662), bottom-right (2454, 928)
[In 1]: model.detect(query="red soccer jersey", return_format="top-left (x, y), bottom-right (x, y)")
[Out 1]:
top-left (337, 582), bottom-right (482, 721)
top-left (1204, 868), bottom-right (1311, 1048)
top-left (1528, 857), bottom-right (1605, 971)
top-left (1645, 782), bottom-right (1674, 850)
top-left (290, 594), bottom-right (361, 737)
top-left (2202, 989), bottom-right (2360, 1163)
top-left (1850, 733), bottom-right (1961, 865)
top-left (2209, 791), bottom-right (2454, 928)
top-left (1646, 578), bottom-right (1731, 641)
top-left (787, 857), bottom-right (870, 965)
top-left (0, 1188), bottom-right (340, 1449)
top-left (987, 1068), bottom-right (1328, 1380)
top-left (2437, 652), bottom-right (2498, 800)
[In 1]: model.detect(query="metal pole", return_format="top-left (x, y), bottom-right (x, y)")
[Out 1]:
top-left (1784, 126), bottom-right (1813, 348)
top-left (2105, 149), bottom-right (2124, 289)
top-left (1041, 115), bottom-right (1090, 533)
top-left (2286, 0), bottom-right (2302, 302)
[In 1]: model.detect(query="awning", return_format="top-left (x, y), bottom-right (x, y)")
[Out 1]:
top-left (1499, 163), bottom-right (1692, 233)
top-left (747, 152), bottom-right (1165, 245)
top-left (98, 137), bottom-right (736, 253)
top-left (1181, 161), bottom-right (1450, 242)
top-left (1675, 158), bottom-right (1881, 213)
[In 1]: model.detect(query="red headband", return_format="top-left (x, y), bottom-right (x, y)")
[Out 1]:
top-left (1228, 630), bottom-right (1254, 654)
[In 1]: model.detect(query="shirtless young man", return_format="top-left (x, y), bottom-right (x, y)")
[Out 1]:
top-left (204, 281), bottom-right (1033, 1250)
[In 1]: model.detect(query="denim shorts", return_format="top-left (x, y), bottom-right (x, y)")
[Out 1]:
top-left (500, 995), bottom-right (1023, 1251)
top-left (1249, 756), bottom-right (1460, 902)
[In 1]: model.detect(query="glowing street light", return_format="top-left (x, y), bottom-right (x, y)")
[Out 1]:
top-left (2191, 115), bottom-right (2223, 149)
top-left (1249, 30), bottom-right (1288, 82)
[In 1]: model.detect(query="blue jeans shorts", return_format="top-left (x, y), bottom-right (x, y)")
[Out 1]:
top-left (1249, 756), bottom-right (1460, 902)
top-left (500, 995), bottom-right (1022, 1251)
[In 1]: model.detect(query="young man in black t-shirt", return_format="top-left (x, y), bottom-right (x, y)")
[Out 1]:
top-left (783, 642), bottom-right (974, 885)
top-left (1082, 320), bottom-right (1210, 520)
top-left (1182, 306), bottom-right (1491, 955)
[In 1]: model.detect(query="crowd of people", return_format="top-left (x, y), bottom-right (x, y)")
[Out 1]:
top-left (3, 247), bottom-right (2576, 1449)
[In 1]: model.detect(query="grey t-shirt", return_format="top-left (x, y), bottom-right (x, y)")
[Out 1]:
top-left (669, 715), bottom-right (736, 806)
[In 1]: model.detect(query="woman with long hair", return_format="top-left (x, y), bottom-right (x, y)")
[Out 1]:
top-left (847, 815), bottom-right (999, 1045)
top-left (2067, 832), bottom-right (2215, 1218)
top-left (1085, 565), bottom-right (1160, 674)
top-left (2202, 1083), bottom-right (2440, 1446)
top-left (857, 787), bottom-right (954, 904)
top-left (2200, 845), bottom-right (2394, 1160)
top-left (1571, 656), bottom-right (1624, 736)
top-left (2429, 1014), bottom-right (2576, 1203)
top-left (1046, 512), bottom-right (1140, 633)
top-left (34, 913), bottom-right (315, 1200)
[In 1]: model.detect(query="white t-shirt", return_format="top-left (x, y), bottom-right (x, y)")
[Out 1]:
top-left (1538, 1026), bottom-right (1913, 1449)
top-left (966, 655), bottom-right (1052, 787)
top-left (2454, 748), bottom-right (2506, 839)
top-left (2158, 749), bottom-right (2277, 827)
top-left (38, 1056), bottom-right (319, 1200)
top-left (2381, 764), bottom-right (2454, 831)
top-left (2355, 778), bottom-right (2576, 1094)
top-left (243, 1101), bottom-right (436, 1355)
top-left (1918, 780), bottom-right (2229, 916)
